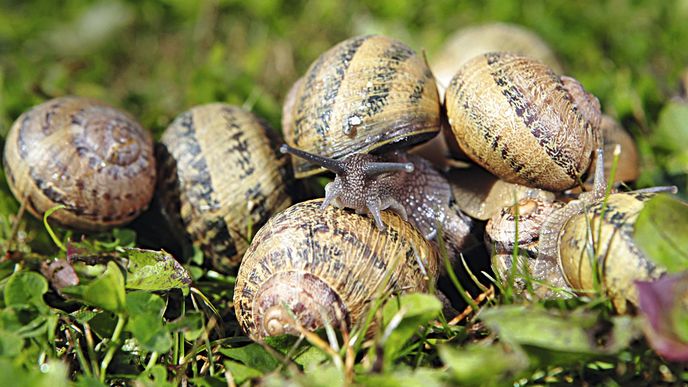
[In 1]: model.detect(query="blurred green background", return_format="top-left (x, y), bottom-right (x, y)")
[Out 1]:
top-left (1, 0), bottom-right (687, 185)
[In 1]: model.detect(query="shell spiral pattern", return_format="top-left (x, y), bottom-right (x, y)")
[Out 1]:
top-left (3, 96), bottom-right (155, 231)
top-left (234, 199), bottom-right (438, 340)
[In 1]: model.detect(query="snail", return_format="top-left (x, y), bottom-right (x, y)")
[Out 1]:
top-left (3, 96), bottom-right (156, 231)
top-left (157, 103), bottom-right (293, 271)
top-left (233, 199), bottom-right (438, 340)
top-left (431, 22), bottom-right (562, 99)
top-left (486, 148), bottom-right (677, 312)
top-left (444, 52), bottom-right (601, 192)
top-left (282, 34), bottom-right (441, 178)
top-left (281, 34), bottom-right (473, 257)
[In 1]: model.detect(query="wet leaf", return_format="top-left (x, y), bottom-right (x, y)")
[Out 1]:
top-left (636, 272), bottom-right (688, 361)
top-left (126, 291), bottom-right (172, 353)
top-left (121, 248), bottom-right (192, 291)
top-left (634, 194), bottom-right (688, 273)
top-left (480, 305), bottom-right (637, 355)
top-left (439, 343), bottom-right (529, 386)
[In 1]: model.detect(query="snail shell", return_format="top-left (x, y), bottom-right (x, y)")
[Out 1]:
top-left (233, 199), bottom-right (438, 340)
top-left (540, 191), bottom-right (667, 313)
top-left (431, 22), bottom-right (562, 98)
top-left (3, 96), bottom-right (155, 231)
top-left (158, 103), bottom-right (293, 271)
top-left (445, 52), bottom-right (601, 191)
top-left (283, 35), bottom-right (441, 178)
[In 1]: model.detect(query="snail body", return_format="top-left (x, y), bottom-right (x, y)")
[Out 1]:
top-left (283, 34), bottom-right (441, 178)
top-left (486, 150), bottom-right (677, 310)
top-left (3, 96), bottom-right (156, 231)
top-left (158, 103), bottom-right (293, 271)
top-left (445, 53), bottom-right (601, 191)
top-left (233, 199), bottom-right (438, 340)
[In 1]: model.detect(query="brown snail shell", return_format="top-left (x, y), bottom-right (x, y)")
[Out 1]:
top-left (3, 96), bottom-right (156, 231)
top-left (233, 199), bottom-right (438, 340)
top-left (158, 103), bottom-right (293, 271)
top-left (283, 35), bottom-right (441, 178)
top-left (431, 22), bottom-right (562, 98)
top-left (445, 52), bottom-right (601, 192)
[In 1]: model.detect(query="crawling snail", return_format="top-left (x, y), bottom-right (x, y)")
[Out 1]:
top-left (233, 199), bottom-right (438, 340)
top-left (444, 52), bottom-right (601, 192)
top-left (3, 96), bottom-right (156, 231)
top-left (486, 148), bottom-right (677, 312)
top-left (281, 34), bottom-right (473, 256)
top-left (157, 103), bottom-right (293, 271)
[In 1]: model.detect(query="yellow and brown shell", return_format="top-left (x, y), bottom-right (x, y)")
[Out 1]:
top-left (3, 96), bottom-right (156, 231)
top-left (233, 199), bottom-right (439, 340)
top-left (542, 192), bottom-right (666, 313)
top-left (283, 35), bottom-right (441, 178)
top-left (158, 103), bottom-right (293, 271)
top-left (445, 52), bottom-right (600, 192)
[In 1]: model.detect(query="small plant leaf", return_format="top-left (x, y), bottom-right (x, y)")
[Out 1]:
top-left (4, 271), bottom-right (49, 310)
top-left (121, 248), bottom-right (192, 291)
top-left (126, 291), bottom-right (173, 353)
top-left (439, 343), bottom-right (529, 386)
top-left (636, 272), bottom-right (688, 361)
top-left (62, 261), bottom-right (126, 313)
top-left (223, 360), bottom-right (263, 384)
top-left (166, 312), bottom-right (204, 341)
top-left (480, 305), bottom-right (637, 355)
top-left (380, 293), bottom-right (442, 363)
top-left (219, 343), bottom-right (280, 373)
top-left (0, 329), bottom-right (24, 356)
top-left (654, 101), bottom-right (688, 153)
top-left (634, 194), bottom-right (688, 272)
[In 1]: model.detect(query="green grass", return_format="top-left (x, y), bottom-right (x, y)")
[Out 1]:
top-left (1, 0), bottom-right (688, 385)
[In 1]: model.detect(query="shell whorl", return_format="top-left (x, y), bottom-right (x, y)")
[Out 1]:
top-left (284, 35), bottom-right (441, 178)
top-left (158, 103), bottom-right (293, 271)
top-left (445, 52), bottom-right (599, 191)
top-left (233, 199), bottom-right (438, 340)
top-left (3, 96), bottom-right (155, 231)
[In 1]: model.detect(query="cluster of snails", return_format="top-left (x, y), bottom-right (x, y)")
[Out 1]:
top-left (3, 23), bottom-right (677, 342)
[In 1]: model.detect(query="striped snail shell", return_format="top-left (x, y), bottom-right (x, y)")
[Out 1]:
top-left (283, 34), bottom-right (441, 178)
top-left (157, 103), bottom-right (293, 271)
top-left (3, 96), bottom-right (155, 231)
top-left (445, 52), bottom-right (601, 192)
top-left (233, 199), bottom-right (438, 340)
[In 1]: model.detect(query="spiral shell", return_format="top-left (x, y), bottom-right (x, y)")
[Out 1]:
top-left (543, 191), bottom-right (666, 313)
top-left (234, 199), bottom-right (438, 340)
top-left (445, 52), bottom-right (600, 191)
top-left (283, 35), bottom-right (441, 178)
top-left (158, 103), bottom-right (293, 271)
top-left (3, 96), bottom-right (155, 231)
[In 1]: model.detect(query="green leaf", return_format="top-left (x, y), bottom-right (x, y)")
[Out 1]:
top-left (166, 312), bottom-right (204, 341)
top-left (74, 375), bottom-right (107, 387)
top-left (62, 261), bottom-right (126, 313)
top-left (634, 194), bottom-right (688, 272)
top-left (654, 101), bottom-right (688, 152)
top-left (223, 360), bottom-right (263, 385)
top-left (0, 329), bottom-right (24, 357)
top-left (126, 291), bottom-right (173, 353)
top-left (357, 367), bottom-right (445, 387)
top-left (219, 343), bottom-right (279, 373)
top-left (480, 305), bottom-right (637, 356)
top-left (380, 293), bottom-right (442, 363)
top-left (136, 364), bottom-right (175, 387)
top-left (439, 343), bottom-right (529, 386)
top-left (121, 248), bottom-right (192, 291)
top-left (0, 358), bottom-right (69, 387)
top-left (4, 271), bottom-right (49, 310)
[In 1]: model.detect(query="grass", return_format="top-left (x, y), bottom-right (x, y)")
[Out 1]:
top-left (1, 0), bottom-right (688, 385)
